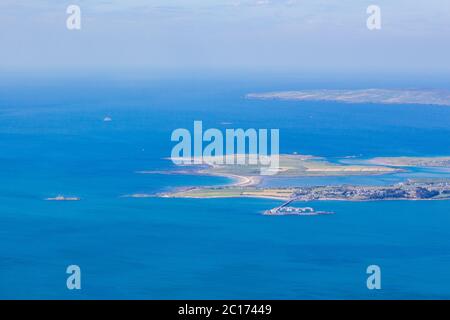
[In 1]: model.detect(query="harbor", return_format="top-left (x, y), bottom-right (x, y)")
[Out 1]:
top-left (264, 198), bottom-right (334, 216)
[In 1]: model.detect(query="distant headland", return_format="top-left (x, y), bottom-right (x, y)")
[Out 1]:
top-left (246, 89), bottom-right (450, 106)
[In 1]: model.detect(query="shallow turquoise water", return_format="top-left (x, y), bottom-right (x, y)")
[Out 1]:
top-left (1, 75), bottom-right (450, 299)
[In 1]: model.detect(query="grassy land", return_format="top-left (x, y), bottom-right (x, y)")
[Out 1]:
top-left (198, 154), bottom-right (398, 178)
top-left (369, 156), bottom-right (450, 167)
top-left (160, 187), bottom-right (294, 200)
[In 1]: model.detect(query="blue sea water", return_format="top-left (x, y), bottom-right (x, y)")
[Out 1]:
top-left (1, 73), bottom-right (450, 299)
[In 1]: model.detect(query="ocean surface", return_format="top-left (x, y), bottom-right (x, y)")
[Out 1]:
top-left (1, 73), bottom-right (450, 299)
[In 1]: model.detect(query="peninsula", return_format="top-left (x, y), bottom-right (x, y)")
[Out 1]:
top-left (160, 180), bottom-right (450, 202)
top-left (135, 154), bottom-right (450, 213)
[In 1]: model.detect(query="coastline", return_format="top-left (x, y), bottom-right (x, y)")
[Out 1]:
top-left (205, 172), bottom-right (261, 187)
top-left (132, 155), bottom-right (450, 203)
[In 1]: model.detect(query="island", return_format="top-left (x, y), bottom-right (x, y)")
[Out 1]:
top-left (139, 154), bottom-right (399, 184)
top-left (44, 195), bottom-right (81, 201)
top-left (246, 89), bottom-right (450, 106)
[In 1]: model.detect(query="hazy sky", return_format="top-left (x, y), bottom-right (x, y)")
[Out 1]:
top-left (0, 0), bottom-right (449, 73)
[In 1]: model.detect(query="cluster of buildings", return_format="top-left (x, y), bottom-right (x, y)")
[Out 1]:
top-left (289, 180), bottom-right (450, 201)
